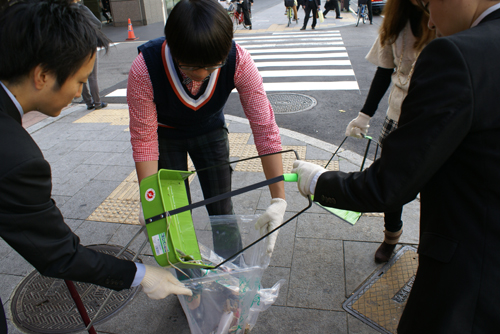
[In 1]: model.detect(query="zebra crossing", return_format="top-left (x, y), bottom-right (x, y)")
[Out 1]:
top-left (234, 30), bottom-right (359, 92)
top-left (104, 29), bottom-right (358, 98)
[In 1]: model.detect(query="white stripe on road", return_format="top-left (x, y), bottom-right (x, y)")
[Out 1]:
top-left (238, 37), bottom-right (342, 43)
top-left (234, 33), bottom-right (340, 40)
top-left (272, 31), bottom-right (340, 34)
top-left (259, 69), bottom-right (355, 77)
top-left (106, 89), bottom-right (127, 97)
top-left (245, 43), bottom-right (344, 49)
top-left (264, 81), bottom-right (359, 91)
top-left (248, 47), bottom-right (346, 54)
top-left (255, 59), bottom-right (350, 67)
top-left (251, 53), bottom-right (348, 60)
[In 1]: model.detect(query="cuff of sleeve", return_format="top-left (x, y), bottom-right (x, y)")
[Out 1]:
top-left (131, 263), bottom-right (146, 287)
top-left (310, 170), bottom-right (326, 195)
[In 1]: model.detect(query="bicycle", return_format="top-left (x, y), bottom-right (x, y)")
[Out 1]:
top-left (356, 3), bottom-right (369, 27)
top-left (227, 0), bottom-right (246, 31)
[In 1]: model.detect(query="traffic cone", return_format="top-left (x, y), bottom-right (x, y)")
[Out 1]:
top-left (126, 18), bottom-right (138, 41)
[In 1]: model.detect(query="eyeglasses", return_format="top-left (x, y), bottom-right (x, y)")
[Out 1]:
top-left (176, 59), bottom-right (227, 71)
top-left (418, 0), bottom-right (429, 13)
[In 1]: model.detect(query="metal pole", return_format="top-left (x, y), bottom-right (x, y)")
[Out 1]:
top-left (65, 280), bottom-right (97, 334)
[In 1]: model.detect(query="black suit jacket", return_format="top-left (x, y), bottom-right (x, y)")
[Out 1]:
top-left (315, 9), bottom-right (500, 334)
top-left (0, 85), bottom-right (136, 292)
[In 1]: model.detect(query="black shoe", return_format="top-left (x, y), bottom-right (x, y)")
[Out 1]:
top-left (311, 26), bottom-right (315, 29)
top-left (94, 102), bottom-right (108, 110)
top-left (370, 21), bottom-right (373, 24)
top-left (86, 104), bottom-right (95, 110)
top-left (300, 27), bottom-right (306, 30)
top-left (336, 16), bottom-right (343, 19)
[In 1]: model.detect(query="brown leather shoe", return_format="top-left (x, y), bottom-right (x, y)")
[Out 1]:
top-left (375, 241), bottom-right (397, 263)
top-left (374, 228), bottom-right (403, 263)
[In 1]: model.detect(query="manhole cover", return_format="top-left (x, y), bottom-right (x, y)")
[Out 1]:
top-left (11, 244), bottom-right (141, 334)
top-left (268, 93), bottom-right (317, 114)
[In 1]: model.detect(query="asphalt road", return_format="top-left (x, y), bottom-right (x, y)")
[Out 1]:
top-left (94, 0), bottom-right (390, 158)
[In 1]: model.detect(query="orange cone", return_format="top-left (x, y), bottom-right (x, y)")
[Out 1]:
top-left (126, 18), bottom-right (138, 41)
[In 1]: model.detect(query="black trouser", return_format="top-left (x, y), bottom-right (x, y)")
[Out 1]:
top-left (302, 1), bottom-right (318, 28)
top-left (158, 127), bottom-right (242, 260)
top-left (323, 0), bottom-right (340, 17)
top-left (358, 0), bottom-right (372, 22)
top-left (241, 0), bottom-right (252, 27)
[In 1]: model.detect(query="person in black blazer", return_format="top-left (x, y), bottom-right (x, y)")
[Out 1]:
top-left (292, 0), bottom-right (500, 332)
top-left (301, 0), bottom-right (321, 29)
top-left (0, 1), bottom-right (191, 332)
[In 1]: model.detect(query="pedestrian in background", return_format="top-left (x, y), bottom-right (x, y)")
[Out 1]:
top-left (323, 0), bottom-right (342, 19)
top-left (358, 0), bottom-right (372, 24)
top-left (100, 0), bottom-right (112, 23)
top-left (0, 1), bottom-right (192, 333)
top-left (292, 0), bottom-right (500, 331)
top-left (241, 0), bottom-right (252, 29)
top-left (74, 0), bottom-right (108, 110)
top-left (344, 0), bottom-right (434, 262)
top-left (300, 0), bottom-right (321, 30)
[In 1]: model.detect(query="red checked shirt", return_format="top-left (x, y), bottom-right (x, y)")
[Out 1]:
top-left (127, 43), bottom-right (282, 162)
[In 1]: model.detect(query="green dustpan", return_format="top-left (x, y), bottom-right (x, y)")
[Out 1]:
top-left (140, 169), bottom-right (302, 269)
top-left (140, 169), bottom-right (212, 269)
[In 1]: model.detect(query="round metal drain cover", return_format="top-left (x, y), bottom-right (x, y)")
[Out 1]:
top-left (268, 93), bottom-right (317, 114)
top-left (11, 244), bottom-right (141, 333)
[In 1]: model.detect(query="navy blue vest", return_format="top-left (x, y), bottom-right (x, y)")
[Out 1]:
top-left (138, 38), bottom-right (237, 139)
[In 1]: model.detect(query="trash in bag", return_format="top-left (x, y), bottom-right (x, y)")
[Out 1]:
top-left (173, 215), bottom-right (285, 334)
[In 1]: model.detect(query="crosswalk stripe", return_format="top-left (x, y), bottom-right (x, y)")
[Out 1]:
top-left (259, 69), bottom-right (355, 77)
top-left (248, 46), bottom-right (346, 54)
top-left (243, 42), bottom-right (344, 48)
top-left (234, 33), bottom-right (340, 40)
top-left (106, 89), bottom-right (126, 97)
top-left (237, 37), bottom-right (342, 43)
top-left (272, 31), bottom-right (340, 35)
top-left (263, 81), bottom-right (359, 91)
top-left (255, 59), bottom-right (350, 67)
top-left (251, 53), bottom-right (348, 60)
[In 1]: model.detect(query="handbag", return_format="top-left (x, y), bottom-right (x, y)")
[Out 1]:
top-left (318, 10), bottom-right (324, 22)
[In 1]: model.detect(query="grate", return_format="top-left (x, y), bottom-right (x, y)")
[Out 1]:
top-left (343, 246), bottom-right (418, 334)
top-left (11, 244), bottom-right (141, 333)
top-left (268, 93), bottom-right (317, 114)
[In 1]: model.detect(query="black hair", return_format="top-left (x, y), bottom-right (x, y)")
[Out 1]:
top-left (0, 0), bottom-right (110, 87)
top-left (165, 0), bottom-right (233, 66)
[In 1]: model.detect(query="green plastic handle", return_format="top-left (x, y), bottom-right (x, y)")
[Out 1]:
top-left (283, 173), bottom-right (298, 182)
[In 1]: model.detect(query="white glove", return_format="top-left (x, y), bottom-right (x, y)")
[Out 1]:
top-left (345, 112), bottom-right (371, 138)
top-left (254, 198), bottom-right (287, 255)
top-left (291, 160), bottom-right (327, 197)
top-left (140, 265), bottom-right (193, 299)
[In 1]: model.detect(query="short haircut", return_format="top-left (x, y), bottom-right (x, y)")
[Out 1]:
top-left (165, 0), bottom-right (233, 66)
top-left (0, 0), bottom-right (110, 87)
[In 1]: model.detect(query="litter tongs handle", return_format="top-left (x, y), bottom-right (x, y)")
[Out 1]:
top-left (208, 150), bottom-right (313, 269)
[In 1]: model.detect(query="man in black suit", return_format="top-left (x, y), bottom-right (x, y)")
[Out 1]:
top-left (0, 1), bottom-right (191, 332)
top-left (292, 0), bottom-right (500, 332)
top-left (300, 0), bottom-right (321, 29)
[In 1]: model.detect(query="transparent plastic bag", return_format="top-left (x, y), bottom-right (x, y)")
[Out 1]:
top-left (174, 215), bottom-right (284, 334)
